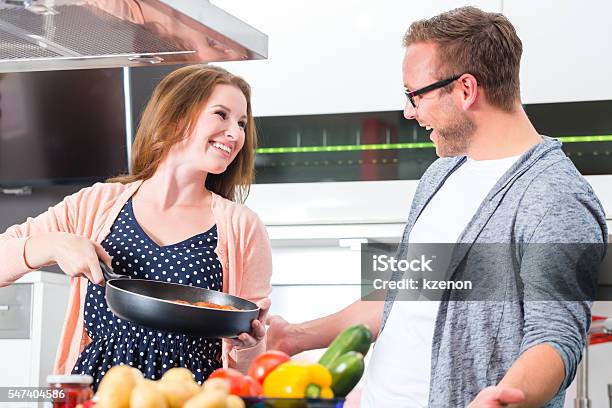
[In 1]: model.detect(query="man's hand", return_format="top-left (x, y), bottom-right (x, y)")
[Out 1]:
top-left (265, 315), bottom-right (297, 355)
top-left (468, 386), bottom-right (525, 408)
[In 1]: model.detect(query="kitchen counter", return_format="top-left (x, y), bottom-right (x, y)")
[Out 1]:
top-left (15, 271), bottom-right (69, 285)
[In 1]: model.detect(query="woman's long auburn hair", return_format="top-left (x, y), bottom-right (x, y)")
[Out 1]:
top-left (109, 65), bottom-right (257, 203)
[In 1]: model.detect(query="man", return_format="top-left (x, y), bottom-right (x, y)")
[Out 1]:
top-left (266, 6), bottom-right (607, 408)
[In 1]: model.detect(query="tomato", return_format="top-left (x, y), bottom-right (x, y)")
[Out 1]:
top-left (209, 368), bottom-right (246, 395)
top-left (247, 350), bottom-right (291, 385)
top-left (242, 375), bottom-right (263, 397)
top-left (209, 368), bottom-right (262, 397)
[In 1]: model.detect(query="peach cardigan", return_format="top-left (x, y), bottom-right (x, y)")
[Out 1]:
top-left (0, 180), bottom-right (272, 374)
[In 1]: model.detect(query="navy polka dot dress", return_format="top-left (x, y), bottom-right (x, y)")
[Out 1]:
top-left (72, 198), bottom-right (223, 389)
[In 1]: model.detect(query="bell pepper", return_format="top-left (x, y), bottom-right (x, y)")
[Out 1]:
top-left (262, 360), bottom-right (334, 399)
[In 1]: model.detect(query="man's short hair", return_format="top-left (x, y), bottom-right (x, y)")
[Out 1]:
top-left (403, 6), bottom-right (522, 111)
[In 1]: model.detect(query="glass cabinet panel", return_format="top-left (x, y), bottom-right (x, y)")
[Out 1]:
top-left (254, 100), bottom-right (612, 183)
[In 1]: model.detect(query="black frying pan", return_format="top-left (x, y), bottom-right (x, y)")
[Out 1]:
top-left (99, 262), bottom-right (259, 338)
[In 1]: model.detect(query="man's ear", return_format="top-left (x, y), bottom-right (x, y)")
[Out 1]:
top-left (458, 73), bottom-right (478, 110)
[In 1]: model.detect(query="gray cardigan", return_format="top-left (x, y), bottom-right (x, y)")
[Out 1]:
top-left (380, 136), bottom-right (608, 407)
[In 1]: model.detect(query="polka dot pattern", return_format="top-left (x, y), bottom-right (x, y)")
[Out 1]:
top-left (72, 199), bottom-right (223, 389)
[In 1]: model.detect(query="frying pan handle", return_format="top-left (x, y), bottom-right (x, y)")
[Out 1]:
top-left (99, 261), bottom-right (129, 280)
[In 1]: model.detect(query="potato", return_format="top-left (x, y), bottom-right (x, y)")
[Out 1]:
top-left (96, 365), bottom-right (144, 408)
top-left (98, 365), bottom-right (143, 391)
top-left (96, 385), bottom-right (133, 408)
top-left (130, 380), bottom-right (168, 408)
top-left (183, 390), bottom-right (227, 408)
top-left (157, 379), bottom-right (200, 408)
top-left (201, 378), bottom-right (230, 395)
top-left (160, 367), bottom-right (195, 384)
top-left (225, 395), bottom-right (246, 408)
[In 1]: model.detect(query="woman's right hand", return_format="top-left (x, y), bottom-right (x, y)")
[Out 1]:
top-left (26, 232), bottom-right (112, 285)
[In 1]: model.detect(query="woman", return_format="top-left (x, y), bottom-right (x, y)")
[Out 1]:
top-left (0, 65), bottom-right (272, 387)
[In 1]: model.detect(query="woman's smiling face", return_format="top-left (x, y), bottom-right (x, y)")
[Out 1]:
top-left (169, 84), bottom-right (248, 175)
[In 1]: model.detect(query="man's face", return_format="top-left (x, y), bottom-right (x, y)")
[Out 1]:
top-left (402, 42), bottom-right (474, 157)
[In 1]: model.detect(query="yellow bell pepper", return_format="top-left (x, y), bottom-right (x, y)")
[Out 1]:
top-left (262, 360), bottom-right (334, 399)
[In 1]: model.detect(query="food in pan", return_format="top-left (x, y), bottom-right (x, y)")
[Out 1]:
top-left (170, 299), bottom-right (239, 311)
top-left (192, 301), bottom-right (239, 311)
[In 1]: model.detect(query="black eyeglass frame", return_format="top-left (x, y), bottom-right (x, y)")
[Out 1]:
top-left (405, 74), bottom-right (462, 108)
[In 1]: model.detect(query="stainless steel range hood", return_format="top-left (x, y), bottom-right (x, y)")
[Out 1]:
top-left (0, 0), bottom-right (268, 72)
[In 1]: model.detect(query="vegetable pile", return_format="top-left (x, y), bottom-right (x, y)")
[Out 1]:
top-left (88, 324), bottom-right (372, 407)
top-left (216, 324), bottom-right (372, 400)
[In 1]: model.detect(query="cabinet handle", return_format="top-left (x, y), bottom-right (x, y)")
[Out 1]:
top-left (0, 305), bottom-right (9, 311)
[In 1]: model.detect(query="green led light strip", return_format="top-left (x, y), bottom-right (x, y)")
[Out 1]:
top-left (558, 135), bottom-right (612, 143)
top-left (255, 135), bottom-right (612, 154)
top-left (256, 142), bottom-right (434, 154)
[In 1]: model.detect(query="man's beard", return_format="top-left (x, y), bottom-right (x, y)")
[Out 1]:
top-left (434, 111), bottom-right (475, 157)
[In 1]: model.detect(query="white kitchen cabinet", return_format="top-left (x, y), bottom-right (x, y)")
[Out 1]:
top-left (248, 180), bottom-right (417, 225)
top-left (212, 0), bottom-right (501, 116)
top-left (503, 0), bottom-right (612, 104)
top-left (214, 0), bottom-right (612, 112)
top-left (248, 176), bottom-right (612, 227)
top-left (0, 272), bottom-right (69, 392)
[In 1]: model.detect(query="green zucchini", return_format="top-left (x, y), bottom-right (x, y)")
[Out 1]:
top-left (318, 324), bottom-right (372, 368)
top-left (329, 351), bottom-right (365, 397)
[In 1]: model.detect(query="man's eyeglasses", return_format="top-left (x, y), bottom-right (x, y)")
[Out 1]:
top-left (404, 75), bottom-right (461, 108)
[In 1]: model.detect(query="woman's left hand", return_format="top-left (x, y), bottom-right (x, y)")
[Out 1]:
top-left (227, 298), bottom-right (271, 351)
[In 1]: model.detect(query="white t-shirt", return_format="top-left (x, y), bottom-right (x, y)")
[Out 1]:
top-left (361, 154), bottom-right (520, 408)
